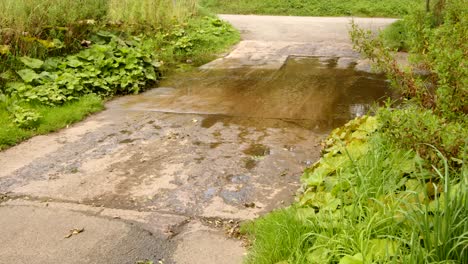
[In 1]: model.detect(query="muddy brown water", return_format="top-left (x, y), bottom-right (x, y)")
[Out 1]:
top-left (122, 57), bottom-right (391, 132)
top-left (0, 56), bottom-right (392, 215)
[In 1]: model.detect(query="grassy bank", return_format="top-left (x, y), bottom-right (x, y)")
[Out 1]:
top-left (0, 94), bottom-right (104, 147)
top-left (243, 0), bottom-right (467, 263)
top-left (201, 0), bottom-right (424, 18)
top-left (243, 115), bottom-right (467, 263)
top-left (0, 0), bottom-right (239, 150)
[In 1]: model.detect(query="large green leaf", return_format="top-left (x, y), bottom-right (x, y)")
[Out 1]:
top-left (19, 57), bottom-right (44, 69)
top-left (307, 248), bottom-right (331, 263)
top-left (42, 58), bottom-right (61, 71)
top-left (0, 45), bottom-right (10, 55)
top-left (299, 191), bottom-right (341, 211)
top-left (17, 69), bottom-right (40, 83)
top-left (339, 253), bottom-right (363, 264)
top-left (67, 57), bottom-right (84, 68)
top-left (366, 239), bottom-right (400, 261)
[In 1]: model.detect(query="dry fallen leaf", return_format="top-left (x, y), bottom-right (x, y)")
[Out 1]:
top-left (64, 228), bottom-right (84, 238)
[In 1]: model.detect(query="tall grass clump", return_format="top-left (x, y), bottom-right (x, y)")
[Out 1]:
top-left (107, 0), bottom-right (199, 30)
top-left (0, 0), bottom-right (108, 73)
top-left (201, 0), bottom-right (424, 18)
top-left (0, 0), bottom-right (108, 48)
top-left (404, 152), bottom-right (468, 262)
top-left (0, 0), bottom-right (107, 33)
top-left (243, 120), bottom-right (468, 263)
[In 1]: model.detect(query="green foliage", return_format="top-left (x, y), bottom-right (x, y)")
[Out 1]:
top-left (0, 14), bottom-right (239, 149)
top-left (0, 0), bottom-right (108, 73)
top-left (0, 0), bottom-right (201, 74)
top-left (4, 34), bottom-right (160, 107)
top-left (153, 16), bottom-right (240, 69)
top-left (350, 22), bottom-right (425, 105)
top-left (107, 0), bottom-right (198, 31)
top-left (241, 208), bottom-right (315, 264)
top-left (350, 0), bottom-right (467, 167)
top-left (353, 0), bottom-right (468, 120)
top-left (244, 116), bottom-right (468, 263)
top-left (378, 106), bottom-right (467, 171)
top-left (0, 94), bottom-right (103, 149)
top-left (8, 104), bottom-right (41, 128)
top-left (166, 17), bottom-right (238, 55)
top-left (380, 20), bottom-right (408, 51)
top-left (0, 0), bottom-right (107, 31)
top-left (201, 0), bottom-right (424, 18)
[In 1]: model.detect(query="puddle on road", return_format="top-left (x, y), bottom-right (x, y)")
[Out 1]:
top-left (243, 144), bottom-right (270, 156)
top-left (122, 57), bottom-right (392, 132)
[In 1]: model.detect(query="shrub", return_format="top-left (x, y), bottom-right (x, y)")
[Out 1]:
top-left (4, 34), bottom-right (160, 107)
top-left (380, 20), bottom-right (409, 51)
top-left (378, 106), bottom-right (467, 171)
top-left (351, 0), bottom-right (467, 120)
top-left (244, 116), bottom-right (468, 263)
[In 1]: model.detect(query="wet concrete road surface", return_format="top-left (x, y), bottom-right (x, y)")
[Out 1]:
top-left (0, 15), bottom-right (395, 264)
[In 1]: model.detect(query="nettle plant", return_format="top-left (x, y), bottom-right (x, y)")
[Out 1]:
top-left (3, 33), bottom-right (161, 127)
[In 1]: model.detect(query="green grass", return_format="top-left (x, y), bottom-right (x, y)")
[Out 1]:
top-left (154, 16), bottom-right (240, 71)
top-left (108, 0), bottom-right (198, 29)
top-left (242, 125), bottom-right (468, 263)
top-left (0, 94), bottom-right (103, 150)
top-left (0, 0), bottom-right (108, 32)
top-left (0, 0), bottom-right (108, 67)
top-left (380, 20), bottom-right (409, 51)
top-left (201, 0), bottom-right (425, 18)
top-left (241, 208), bottom-right (315, 264)
top-left (0, 0), bottom-right (200, 73)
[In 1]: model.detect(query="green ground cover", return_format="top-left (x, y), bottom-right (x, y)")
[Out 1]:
top-left (201, 0), bottom-right (425, 18)
top-left (243, 1), bottom-right (467, 263)
top-left (0, 0), bottom-right (239, 149)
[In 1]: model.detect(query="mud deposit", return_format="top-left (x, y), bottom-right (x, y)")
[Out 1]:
top-left (0, 56), bottom-right (391, 217)
top-left (121, 57), bottom-right (391, 132)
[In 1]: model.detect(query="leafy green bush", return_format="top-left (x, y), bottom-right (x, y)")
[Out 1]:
top-left (378, 106), bottom-right (467, 171)
top-left (380, 20), bottom-right (408, 51)
top-left (4, 34), bottom-right (160, 107)
top-left (244, 116), bottom-right (468, 263)
top-left (361, 0), bottom-right (468, 120)
top-left (150, 16), bottom-right (240, 68)
top-left (165, 17), bottom-right (237, 54)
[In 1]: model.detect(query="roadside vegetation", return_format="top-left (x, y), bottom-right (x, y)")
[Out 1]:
top-left (0, 0), bottom-right (239, 149)
top-left (242, 0), bottom-right (467, 263)
top-left (201, 0), bottom-right (424, 18)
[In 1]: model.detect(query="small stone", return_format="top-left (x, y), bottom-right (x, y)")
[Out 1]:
top-left (244, 202), bottom-right (255, 208)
